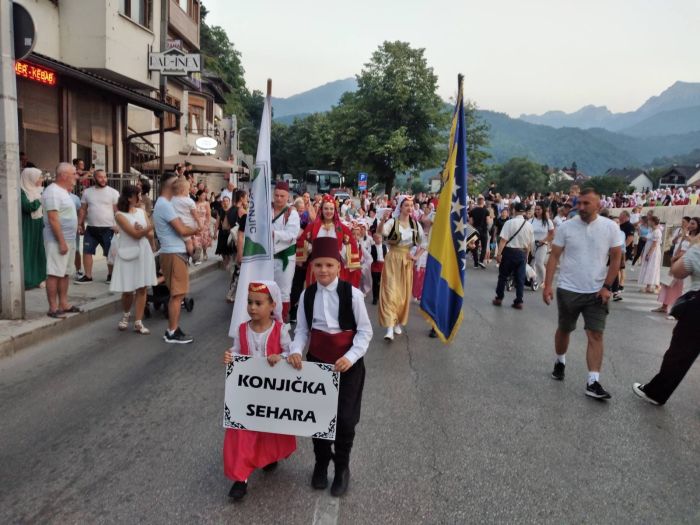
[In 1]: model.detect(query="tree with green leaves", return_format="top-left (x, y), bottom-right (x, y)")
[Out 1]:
top-left (464, 100), bottom-right (491, 177)
top-left (199, 5), bottom-right (261, 154)
top-left (495, 157), bottom-right (549, 195)
top-left (582, 176), bottom-right (633, 196)
top-left (330, 41), bottom-right (449, 195)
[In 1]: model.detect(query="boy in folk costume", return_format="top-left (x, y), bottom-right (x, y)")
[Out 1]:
top-left (223, 280), bottom-right (296, 501)
top-left (288, 237), bottom-right (373, 497)
top-left (370, 232), bottom-right (387, 305)
top-left (271, 181), bottom-right (301, 323)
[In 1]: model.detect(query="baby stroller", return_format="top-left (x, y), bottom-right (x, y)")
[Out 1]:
top-left (505, 262), bottom-right (539, 292)
top-left (144, 256), bottom-right (195, 319)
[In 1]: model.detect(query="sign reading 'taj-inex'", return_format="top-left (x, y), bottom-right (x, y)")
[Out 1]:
top-left (148, 48), bottom-right (201, 76)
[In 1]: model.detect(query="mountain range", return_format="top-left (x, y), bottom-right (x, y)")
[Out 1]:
top-left (271, 79), bottom-right (700, 176)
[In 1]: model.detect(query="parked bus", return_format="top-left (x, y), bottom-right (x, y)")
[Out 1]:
top-left (303, 170), bottom-right (344, 196)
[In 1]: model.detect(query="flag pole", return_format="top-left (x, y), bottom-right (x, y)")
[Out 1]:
top-left (267, 78), bottom-right (272, 97)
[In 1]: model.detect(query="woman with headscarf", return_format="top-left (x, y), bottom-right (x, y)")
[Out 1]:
top-left (20, 167), bottom-right (47, 289)
top-left (377, 195), bottom-right (424, 341)
top-left (297, 194), bottom-right (362, 288)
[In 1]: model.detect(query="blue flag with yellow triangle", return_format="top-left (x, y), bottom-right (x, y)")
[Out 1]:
top-left (419, 75), bottom-right (469, 343)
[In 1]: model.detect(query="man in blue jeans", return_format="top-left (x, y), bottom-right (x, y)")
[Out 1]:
top-left (493, 203), bottom-right (533, 309)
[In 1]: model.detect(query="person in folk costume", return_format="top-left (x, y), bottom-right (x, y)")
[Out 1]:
top-left (370, 231), bottom-right (387, 305)
top-left (296, 194), bottom-right (362, 288)
top-left (377, 195), bottom-right (425, 341)
top-left (288, 237), bottom-right (373, 497)
top-left (271, 181), bottom-right (301, 322)
top-left (222, 280), bottom-right (296, 501)
top-left (354, 220), bottom-right (373, 297)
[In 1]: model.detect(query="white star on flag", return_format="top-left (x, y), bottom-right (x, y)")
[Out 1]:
top-left (453, 218), bottom-right (467, 236)
top-left (458, 237), bottom-right (469, 254)
top-left (451, 200), bottom-right (465, 216)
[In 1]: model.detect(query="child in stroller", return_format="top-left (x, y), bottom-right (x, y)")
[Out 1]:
top-left (145, 256), bottom-right (195, 318)
top-left (505, 261), bottom-right (539, 292)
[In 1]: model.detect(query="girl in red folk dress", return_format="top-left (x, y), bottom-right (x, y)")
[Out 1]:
top-left (296, 195), bottom-right (362, 288)
top-left (223, 280), bottom-right (296, 501)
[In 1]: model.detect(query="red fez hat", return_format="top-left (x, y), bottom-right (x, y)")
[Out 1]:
top-left (248, 282), bottom-right (271, 295)
top-left (310, 237), bottom-right (342, 263)
top-left (275, 180), bottom-right (290, 192)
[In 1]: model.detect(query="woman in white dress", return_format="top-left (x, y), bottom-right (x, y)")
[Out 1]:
top-left (638, 215), bottom-right (663, 293)
top-left (528, 203), bottom-right (555, 286)
top-left (110, 185), bottom-right (158, 334)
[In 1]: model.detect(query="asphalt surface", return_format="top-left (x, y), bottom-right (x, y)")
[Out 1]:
top-left (1, 265), bottom-right (698, 524)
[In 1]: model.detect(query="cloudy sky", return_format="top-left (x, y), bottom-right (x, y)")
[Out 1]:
top-left (203, 0), bottom-right (699, 116)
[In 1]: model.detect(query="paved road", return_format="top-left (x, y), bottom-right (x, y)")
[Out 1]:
top-left (1, 266), bottom-right (698, 524)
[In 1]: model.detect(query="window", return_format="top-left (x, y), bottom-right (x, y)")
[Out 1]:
top-left (165, 95), bottom-right (181, 130)
top-left (177, 0), bottom-right (200, 22)
top-left (120, 0), bottom-right (153, 29)
top-left (188, 105), bottom-right (204, 134)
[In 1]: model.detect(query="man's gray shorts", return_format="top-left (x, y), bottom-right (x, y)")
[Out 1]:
top-left (556, 288), bottom-right (609, 333)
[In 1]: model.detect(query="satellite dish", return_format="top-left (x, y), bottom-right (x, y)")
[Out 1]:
top-left (195, 136), bottom-right (218, 150)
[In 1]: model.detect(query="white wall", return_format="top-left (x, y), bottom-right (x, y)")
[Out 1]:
top-left (104, 3), bottom-right (160, 89)
top-left (58, 1), bottom-right (106, 68)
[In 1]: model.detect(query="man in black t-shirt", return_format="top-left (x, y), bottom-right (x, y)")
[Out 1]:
top-left (469, 196), bottom-right (490, 268)
top-left (613, 211), bottom-right (635, 300)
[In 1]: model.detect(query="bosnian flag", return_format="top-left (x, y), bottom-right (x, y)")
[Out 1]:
top-left (228, 81), bottom-right (275, 338)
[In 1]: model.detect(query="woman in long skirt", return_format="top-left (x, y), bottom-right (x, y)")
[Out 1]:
top-left (638, 216), bottom-right (663, 293)
top-left (652, 217), bottom-right (698, 315)
top-left (378, 195), bottom-right (424, 341)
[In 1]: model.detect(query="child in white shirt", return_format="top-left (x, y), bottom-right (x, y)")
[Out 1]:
top-left (171, 177), bottom-right (198, 257)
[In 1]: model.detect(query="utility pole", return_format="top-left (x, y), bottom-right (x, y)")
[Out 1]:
top-left (157, 0), bottom-right (169, 182)
top-left (0, 1), bottom-right (25, 319)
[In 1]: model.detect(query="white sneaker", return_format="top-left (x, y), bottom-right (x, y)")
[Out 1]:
top-left (384, 327), bottom-right (394, 341)
top-left (394, 325), bottom-right (403, 335)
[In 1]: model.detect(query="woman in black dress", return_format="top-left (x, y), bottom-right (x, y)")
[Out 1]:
top-left (215, 196), bottom-right (234, 269)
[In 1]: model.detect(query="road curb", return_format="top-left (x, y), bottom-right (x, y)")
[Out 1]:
top-left (0, 261), bottom-right (222, 360)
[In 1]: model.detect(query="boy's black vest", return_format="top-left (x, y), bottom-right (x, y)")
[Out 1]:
top-left (370, 244), bottom-right (388, 263)
top-left (304, 281), bottom-right (357, 330)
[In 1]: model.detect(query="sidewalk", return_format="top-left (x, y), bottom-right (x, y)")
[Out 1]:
top-left (0, 248), bottom-right (222, 358)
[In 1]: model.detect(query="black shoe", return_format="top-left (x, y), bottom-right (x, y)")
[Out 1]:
top-left (478, 262), bottom-right (487, 269)
top-left (372, 299), bottom-right (377, 305)
top-left (585, 381), bottom-right (612, 400)
top-left (74, 275), bottom-right (93, 284)
top-left (551, 361), bottom-right (565, 380)
top-left (262, 461), bottom-right (278, 472)
top-left (428, 328), bottom-right (438, 338)
top-left (473, 264), bottom-right (480, 269)
top-left (311, 462), bottom-right (329, 489)
top-left (330, 466), bottom-right (350, 497)
top-left (163, 328), bottom-right (194, 344)
top-left (105, 274), bottom-right (112, 284)
top-left (228, 481), bottom-right (247, 500)
top-left (632, 383), bottom-right (661, 406)
top-left (612, 292), bottom-right (623, 302)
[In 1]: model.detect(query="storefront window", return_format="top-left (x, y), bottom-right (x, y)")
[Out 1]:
top-left (17, 78), bottom-right (60, 172)
top-left (70, 92), bottom-right (113, 172)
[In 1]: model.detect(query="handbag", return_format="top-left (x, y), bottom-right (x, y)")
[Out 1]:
top-left (669, 290), bottom-right (699, 320)
top-left (118, 245), bottom-right (140, 261)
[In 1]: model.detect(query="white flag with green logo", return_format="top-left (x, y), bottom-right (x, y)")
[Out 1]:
top-left (229, 91), bottom-right (275, 338)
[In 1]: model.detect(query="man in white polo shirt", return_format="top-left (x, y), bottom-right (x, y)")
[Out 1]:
top-left (493, 202), bottom-right (534, 309)
top-left (543, 188), bottom-right (623, 400)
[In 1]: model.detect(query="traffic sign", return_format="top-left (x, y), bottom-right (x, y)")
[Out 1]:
top-left (13, 3), bottom-right (36, 60)
top-left (358, 172), bottom-right (368, 190)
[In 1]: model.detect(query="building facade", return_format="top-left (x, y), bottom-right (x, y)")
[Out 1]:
top-left (15, 0), bottom-right (233, 187)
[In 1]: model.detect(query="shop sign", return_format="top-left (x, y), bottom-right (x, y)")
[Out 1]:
top-left (148, 48), bottom-right (201, 76)
top-left (15, 61), bottom-right (57, 86)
